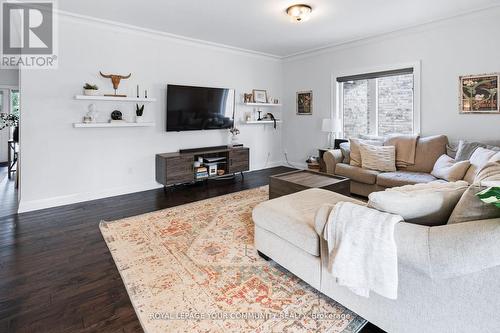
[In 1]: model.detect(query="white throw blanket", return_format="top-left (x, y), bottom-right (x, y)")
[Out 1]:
top-left (320, 202), bottom-right (403, 299)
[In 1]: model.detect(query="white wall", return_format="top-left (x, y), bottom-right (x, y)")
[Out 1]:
top-left (0, 69), bottom-right (19, 87)
top-left (19, 8), bottom-right (500, 212)
top-left (282, 8), bottom-right (500, 165)
top-left (18, 15), bottom-right (283, 212)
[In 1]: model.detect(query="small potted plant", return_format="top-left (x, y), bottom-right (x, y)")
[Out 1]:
top-left (229, 127), bottom-right (240, 147)
top-left (135, 104), bottom-right (145, 123)
top-left (83, 83), bottom-right (99, 96)
top-left (0, 113), bottom-right (19, 142)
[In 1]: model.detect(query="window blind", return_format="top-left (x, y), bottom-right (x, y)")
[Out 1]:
top-left (336, 67), bottom-right (414, 82)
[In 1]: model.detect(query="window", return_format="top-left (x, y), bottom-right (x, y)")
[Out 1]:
top-left (11, 90), bottom-right (20, 117)
top-left (337, 67), bottom-right (416, 139)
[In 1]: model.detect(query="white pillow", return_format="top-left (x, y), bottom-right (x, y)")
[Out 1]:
top-left (359, 143), bottom-right (396, 172)
top-left (349, 138), bottom-right (383, 167)
top-left (430, 154), bottom-right (470, 182)
top-left (463, 147), bottom-right (498, 183)
top-left (368, 181), bottom-right (469, 226)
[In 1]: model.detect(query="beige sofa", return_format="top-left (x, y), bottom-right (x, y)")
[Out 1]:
top-left (253, 188), bottom-right (500, 333)
top-left (324, 135), bottom-right (448, 196)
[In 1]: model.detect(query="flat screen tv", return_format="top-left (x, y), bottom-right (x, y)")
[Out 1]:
top-left (166, 84), bottom-right (235, 132)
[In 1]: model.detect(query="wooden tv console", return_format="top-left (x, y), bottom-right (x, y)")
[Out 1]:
top-left (155, 145), bottom-right (249, 187)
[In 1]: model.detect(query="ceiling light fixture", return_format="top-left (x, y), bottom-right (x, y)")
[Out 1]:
top-left (286, 4), bottom-right (312, 22)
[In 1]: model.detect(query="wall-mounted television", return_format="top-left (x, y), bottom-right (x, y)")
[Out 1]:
top-left (166, 84), bottom-right (235, 132)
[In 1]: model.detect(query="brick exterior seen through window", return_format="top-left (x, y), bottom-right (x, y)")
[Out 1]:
top-left (342, 74), bottom-right (414, 139)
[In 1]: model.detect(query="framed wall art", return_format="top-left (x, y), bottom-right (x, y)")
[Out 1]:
top-left (297, 90), bottom-right (312, 115)
top-left (459, 73), bottom-right (499, 114)
top-left (252, 89), bottom-right (268, 103)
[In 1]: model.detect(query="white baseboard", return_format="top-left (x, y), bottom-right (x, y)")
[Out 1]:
top-left (17, 162), bottom-right (286, 213)
top-left (251, 160), bottom-right (283, 171)
top-left (283, 160), bottom-right (307, 169)
top-left (18, 182), bottom-right (163, 213)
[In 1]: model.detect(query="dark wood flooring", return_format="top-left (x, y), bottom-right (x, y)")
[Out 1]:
top-left (0, 166), bottom-right (384, 333)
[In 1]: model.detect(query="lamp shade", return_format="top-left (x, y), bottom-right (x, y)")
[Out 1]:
top-left (321, 118), bottom-right (334, 132)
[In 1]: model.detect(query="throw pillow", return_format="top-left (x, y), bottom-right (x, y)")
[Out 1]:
top-left (455, 140), bottom-right (500, 161)
top-left (359, 143), bottom-right (397, 172)
top-left (463, 147), bottom-right (498, 184)
top-left (349, 138), bottom-right (383, 167)
top-left (490, 152), bottom-right (500, 163)
top-left (447, 184), bottom-right (500, 224)
top-left (475, 160), bottom-right (500, 184)
top-left (339, 142), bottom-right (351, 164)
top-left (368, 181), bottom-right (469, 226)
top-left (446, 144), bottom-right (457, 159)
top-left (430, 154), bottom-right (471, 182)
top-left (455, 140), bottom-right (486, 161)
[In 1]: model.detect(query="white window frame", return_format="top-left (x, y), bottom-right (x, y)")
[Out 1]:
top-left (331, 61), bottom-right (421, 137)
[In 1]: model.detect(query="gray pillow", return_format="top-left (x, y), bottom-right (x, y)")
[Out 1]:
top-left (455, 140), bottom-right (500, 161)
top-left (455, 140), bottom-right (486, 161)
top-left (446, 144), bottom-right (457, 159)
top-left (339, 142), bottom-right (350, 164)
top-left (448, 185), bottom-right (500, 224)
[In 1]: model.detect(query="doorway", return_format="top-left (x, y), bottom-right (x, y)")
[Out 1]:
top-left (0, 87), bottom-right (20, 216)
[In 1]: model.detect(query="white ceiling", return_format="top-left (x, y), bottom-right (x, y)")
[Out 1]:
top-left (59, 0), bottom-right (500, 57)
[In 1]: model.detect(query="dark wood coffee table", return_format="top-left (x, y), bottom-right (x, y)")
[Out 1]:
top-left (269, 169), bottom-right (350, 199)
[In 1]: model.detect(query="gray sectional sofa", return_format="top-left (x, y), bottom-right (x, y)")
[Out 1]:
top-left (253, 188), bottom-right (500, 333)
top-left (253, 136), bottom-right (500, 332)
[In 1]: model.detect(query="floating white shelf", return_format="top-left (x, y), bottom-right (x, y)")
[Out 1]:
top-left (73, 122), bottom-right (155, 128)
top-left (74, 95), bottom-right (156, 102)
top-left (245, 120), bottom-right (282, 124)
top-left (243, 102), bottom-right (282, 107)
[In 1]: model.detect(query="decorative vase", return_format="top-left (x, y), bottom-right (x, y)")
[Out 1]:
top-left (84, 89), bottom-right (99, 96)
top-left (135, 115), bottom-right (145, 123)
top-left (229, 134), bottom-right (239, 147)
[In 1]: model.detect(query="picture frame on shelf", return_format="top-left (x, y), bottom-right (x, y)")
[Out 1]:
top-left (244, 93), bottom-right (253, 103)
top-left (459, 73), bottom-right (499, 114)
top-left (252, 89), bottom-right (268, 103)
top-left (297, 90), bottom-right (313, 115)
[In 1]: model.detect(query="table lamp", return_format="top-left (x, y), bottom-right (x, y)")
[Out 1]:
top-left (321, 118), bottom-right (335, 148)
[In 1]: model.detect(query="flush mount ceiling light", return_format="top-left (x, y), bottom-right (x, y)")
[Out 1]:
top-left (286, 4), bottom-right (313, 22)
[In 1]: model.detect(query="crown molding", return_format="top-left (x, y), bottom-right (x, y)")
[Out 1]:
top-left (282, 3), bottom-right (500, 61)
top-left (56, 4), bottom-right (500, 62)
top-left (56, 10), bottom-right (282, 61)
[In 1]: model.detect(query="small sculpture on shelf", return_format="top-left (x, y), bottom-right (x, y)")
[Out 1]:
top-left (135, 104), bottom-right (145, 123)
top-left (83, 103), bottom-right (99, 123)
top-left (110, 110), bottom-right (124, 123)
top-left (99, 71), bottom-right (131, 97)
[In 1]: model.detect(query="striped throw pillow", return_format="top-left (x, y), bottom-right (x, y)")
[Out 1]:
top-left (359, 143), bottom-right (397, 172)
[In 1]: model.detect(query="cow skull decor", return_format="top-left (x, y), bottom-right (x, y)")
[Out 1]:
top-left (99, 71), bottom-right (132, 97)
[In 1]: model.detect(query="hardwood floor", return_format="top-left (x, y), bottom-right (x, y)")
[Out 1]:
top-left (0, 166), bottom-right (384, 332)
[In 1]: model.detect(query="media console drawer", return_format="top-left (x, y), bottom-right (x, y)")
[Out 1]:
top-left (228, 148), bottom-right (249, 173)
top-left (165, 156), bottom-right (194, 185)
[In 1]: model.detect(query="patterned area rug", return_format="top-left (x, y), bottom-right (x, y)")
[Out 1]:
top-left (100, 186), bottom-right (367, 333)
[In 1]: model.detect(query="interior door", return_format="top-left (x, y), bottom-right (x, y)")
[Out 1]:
top-left (0, 89), bottom-right (10, 163)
